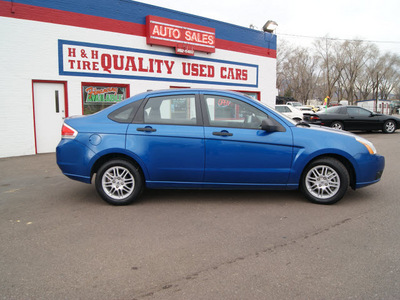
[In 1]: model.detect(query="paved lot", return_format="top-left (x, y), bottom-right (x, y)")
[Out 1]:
top-left (1, 132), bottom-right (400, 299)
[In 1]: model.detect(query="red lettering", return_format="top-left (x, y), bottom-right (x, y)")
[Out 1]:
top-left (91, 50), bottom-right (98, 59)
top-left (208, 65), bottom-right (215, 78)
top-left (92, 62), bottom-right (99, 71)
top-left (227, 68), bottom-right (234, 79)
top-left (83, 61), bottom-right (91, 70)
top-left (221, 67), bottom-right (227, 79)
top-left (138, 57), bottom-right (148, 72)
top-left (242, 69), bottom-right (248, 81)
top-left (68, 59), bottom-right (99, 71)
top-left (154, 59), bottom-right (163, 73)
top-left (182, 62), bottom-right (190, 75)
top-left (235, 69), bottom-right (242, 80)
top-left (164, 60), bottom-right (175, 74)
top-left (68, 60), bottom-right (75, 69)
top-left (101, 54), bottom-right (112, 73)
top-left (182, 62), bottom-right (215, 77)
top-left (68, 48), bottom-right (76, 57)
top-left (199, 64), bottom-right (207, 77)
top-left (191, 63), bottom-right (199, 76)
top-left (218, 99), bottom-right (231, 107)
top-left (220, 67), bottom-right (248, 80)
top-left (149, 58), bottom-right (154, 73)
top-left (125, 56), bottom-right (137, 71)
top-left (113, 55), bottom-right (124, 70)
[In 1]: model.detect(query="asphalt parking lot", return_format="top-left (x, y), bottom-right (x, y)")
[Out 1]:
top-left (1, 132), bottom-right (400, 300)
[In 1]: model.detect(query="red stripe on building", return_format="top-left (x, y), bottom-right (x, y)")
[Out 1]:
top-left (0, 1), bottom-right (276, 58)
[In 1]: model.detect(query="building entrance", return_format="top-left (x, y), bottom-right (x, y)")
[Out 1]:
top-left (33, 81), bottom-right (67, 153)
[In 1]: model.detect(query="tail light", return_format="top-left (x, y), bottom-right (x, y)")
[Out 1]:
top-left (310, 116), bottom-right (320, 121)
top-left (61, 123), bottom-right (78, 139)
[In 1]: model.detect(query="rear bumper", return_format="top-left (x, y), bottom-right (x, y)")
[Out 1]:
top-left (56, 139), bottom-right (95, 184)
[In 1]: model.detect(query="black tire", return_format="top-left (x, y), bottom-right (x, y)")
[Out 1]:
top-left (331, 121), bottom-right (344, 130)
top-left (383, 120), bottom-right (396, 133)
top-left (301, 157), bottom-right (349, 205)
top-left (95, 159), bottom-right (143, 205)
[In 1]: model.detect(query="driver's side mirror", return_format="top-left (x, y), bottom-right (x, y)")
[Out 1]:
top-left (261, 119), bottom-right (278, 132)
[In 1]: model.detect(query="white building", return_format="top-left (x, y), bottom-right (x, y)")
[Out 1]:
top-left (0, 0), bottom-right (277, 158)
top-left (356, 99), bottom-right (392, 114)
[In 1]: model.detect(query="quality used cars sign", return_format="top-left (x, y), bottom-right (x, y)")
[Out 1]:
top-left (58, 40), bottom-right (258, 87)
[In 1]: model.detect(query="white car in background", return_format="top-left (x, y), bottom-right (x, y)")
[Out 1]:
top-left (286, 101), bottom-right (314, 114)
top-left (275, 105), bottom-right (304, 121)
top-left (286, 101), bottom-right (303, 108)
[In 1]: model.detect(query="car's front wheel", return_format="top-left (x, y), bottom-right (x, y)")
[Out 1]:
top-left (301, 158), bottom-right (349, 205)
top-left (95, 159), bottom-right (143, 205)
top-left (383, 120), bottom-right (396, 133)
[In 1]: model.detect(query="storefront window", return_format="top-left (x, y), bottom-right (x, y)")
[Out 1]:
top-left (82, 83), bottom-right (129, 115)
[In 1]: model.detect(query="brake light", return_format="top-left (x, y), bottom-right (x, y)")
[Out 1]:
top-left (310, 116), bottom-right (320, 120)
top-left (61, 123), bottom-right (78, 139)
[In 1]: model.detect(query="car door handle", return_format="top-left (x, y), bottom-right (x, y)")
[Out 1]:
top-left (137, 126), bottom-right (156, 132)
top-left (213, 131), bottom-right (233, 136)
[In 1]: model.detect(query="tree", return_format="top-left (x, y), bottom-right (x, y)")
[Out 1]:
top-left (314, 36), bottom-right (342, 100)
top-left (277, 43), bottom-right (319, 103)
top-left (276, 37), bottom-right (400, 105)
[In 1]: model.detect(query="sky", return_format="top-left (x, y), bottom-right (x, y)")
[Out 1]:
top-left (137, 0), bottom-right (400, 55)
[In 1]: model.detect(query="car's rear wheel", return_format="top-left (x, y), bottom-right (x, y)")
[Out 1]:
top-left (383, 120), bottom-right (396, 133)
top-left (95, 159), bottom-right (143, 205)
top-left (301, 158), bottom-right (349, 205)
top-left (331, 121), bottom-right (344, 130)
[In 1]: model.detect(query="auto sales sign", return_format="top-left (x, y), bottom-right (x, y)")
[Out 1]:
top-left (146, 15), bottom-right (215, 56)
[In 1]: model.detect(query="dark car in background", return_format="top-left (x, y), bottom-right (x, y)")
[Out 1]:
top-left (304, 105), bottom-right (400, 133)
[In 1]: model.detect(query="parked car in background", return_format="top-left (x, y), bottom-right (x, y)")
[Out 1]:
top-left (286, 101), bottom-right (315, 114)
top-left (275, 104), bottom-right (304, 121)
top-left (304, 105), bottom-right (400, 133)
top-left (57, 89), bottom-right (384, 206)
top-left (298, 106), bottom-right (313, 113)
top-left (286, 101), bottom-right (303, 108)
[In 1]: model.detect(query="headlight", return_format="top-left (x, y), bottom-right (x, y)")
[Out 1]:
top-left (355, 137), bottom-right (377, 155)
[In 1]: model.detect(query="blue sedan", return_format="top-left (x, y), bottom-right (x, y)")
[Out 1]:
top-left (56, 89), bottom-right (384, 205)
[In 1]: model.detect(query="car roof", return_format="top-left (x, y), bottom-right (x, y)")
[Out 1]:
top-left (141, 88), bottom-right (248, 98)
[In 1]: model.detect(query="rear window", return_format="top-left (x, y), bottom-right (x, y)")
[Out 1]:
top-left (322, 106), bottom-right (345, 114)
top-left (108, 100), bottom-right (142, 123)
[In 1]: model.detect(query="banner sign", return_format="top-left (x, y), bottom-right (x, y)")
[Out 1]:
top-left (58, 40), bottom-right (258, 87)
top-left (146, 15), bottom-right (215, 56)
top-left (82, 84), bottom-right (127, 104)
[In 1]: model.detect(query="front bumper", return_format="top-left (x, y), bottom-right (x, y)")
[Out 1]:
top-left (355, 154), bottom-right (385, 189)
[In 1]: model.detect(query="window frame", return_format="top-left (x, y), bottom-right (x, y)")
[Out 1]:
top-left (201, 94), bottom-right (270, 130)
top-left (133, 93), bottom-right (203, 126)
